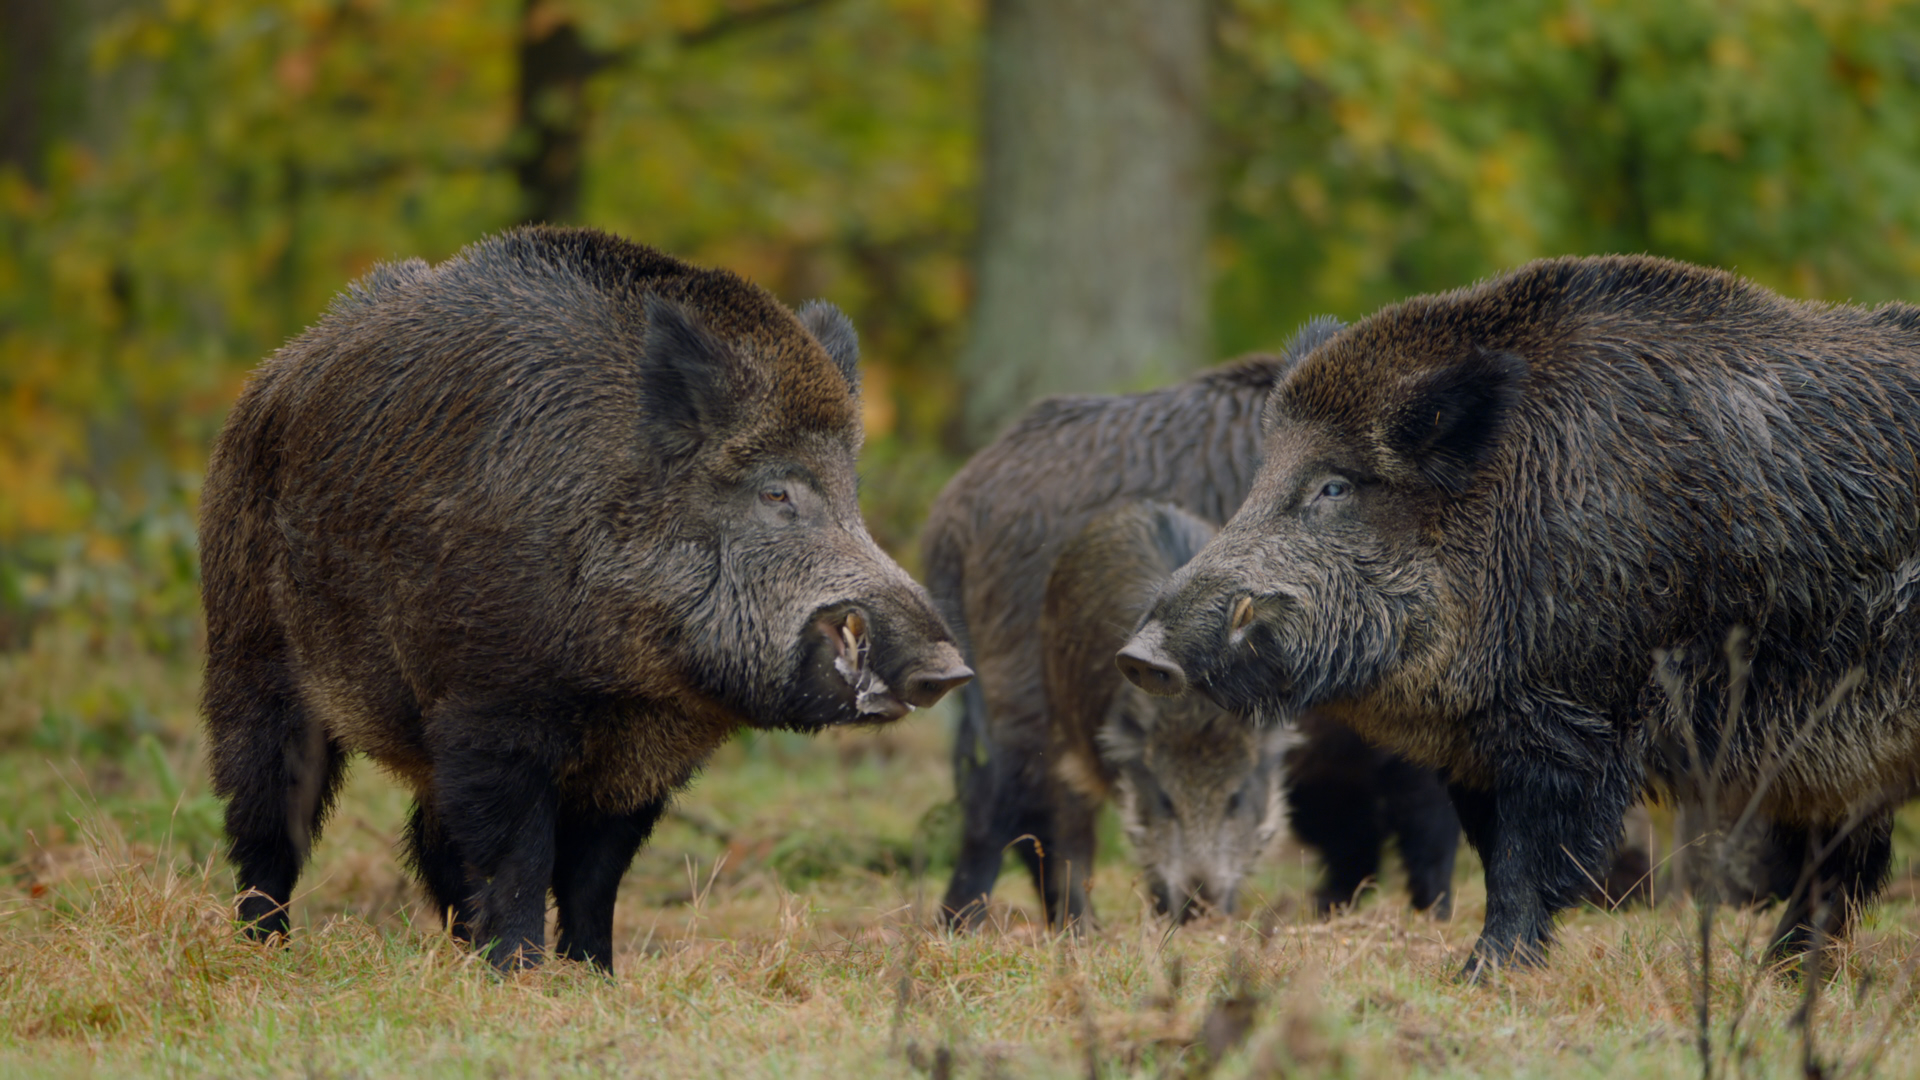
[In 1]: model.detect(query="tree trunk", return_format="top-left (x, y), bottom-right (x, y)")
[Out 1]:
top-left (508, 0), bottom-right (840, 227)
top-left (511, 0), bottom-right (612, 226)
top-left (0, 0), bottom-right (67, 182)
top-left (958, 0), bottom-right (1210, 449)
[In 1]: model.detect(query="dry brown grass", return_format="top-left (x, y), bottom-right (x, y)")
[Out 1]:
top-left (3, 630), bottom-right (1920, 1077)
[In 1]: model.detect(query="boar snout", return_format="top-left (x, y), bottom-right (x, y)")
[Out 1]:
top-left (811, 604), bottom-right (971, 722)
top-left (1117, 622), bottom-right (1188, 697)
top-left (902, 645), bottom-right (973, 708)
top-left (1153, 877), bottom-right (1234, 924)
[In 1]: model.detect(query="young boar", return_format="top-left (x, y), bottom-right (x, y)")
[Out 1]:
top-left (928, 319), bottom-right (1462, 929)
top-left (1121, 254), bottom-right (1920, 974)
top-left (1041, 500), bottom-right (1293, 924)
top-left (200, 226), bottom-right (970, 972)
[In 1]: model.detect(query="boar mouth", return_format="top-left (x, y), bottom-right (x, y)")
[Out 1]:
top-left (1150, 878), bottom-right (1234, 924)
top-left (821, 608), bottom-right (913, 723)
top-left (783, 604), bottom-right (970, 731)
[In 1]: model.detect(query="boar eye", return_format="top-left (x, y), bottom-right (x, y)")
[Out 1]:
top-left (761, 487), bottom-right (790, 504)
top-left (1318, 479), bottom-right (1351, 500)
top-left (1226, 789), bottom-right (1243, 815)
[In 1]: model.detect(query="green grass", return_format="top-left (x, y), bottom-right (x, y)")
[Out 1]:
top-left (3, 625), bottom-right (1920, 1077)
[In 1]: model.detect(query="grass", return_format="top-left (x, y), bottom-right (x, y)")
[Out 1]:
top-left (4, 625), bottom-right (1920, 1077)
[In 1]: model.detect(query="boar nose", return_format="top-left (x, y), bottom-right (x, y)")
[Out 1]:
top-left (1173, 880), bottom-right (1233, 923)
top-left (903, 666), bottom-right (973, 708)
top-left (1117, 624), bottom-right (1187, 697)
top-left (901, 645), bottom-right (973, 708)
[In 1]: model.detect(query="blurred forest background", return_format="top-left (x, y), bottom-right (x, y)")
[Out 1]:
top-left (6, 0), bottom-right (1920, 693)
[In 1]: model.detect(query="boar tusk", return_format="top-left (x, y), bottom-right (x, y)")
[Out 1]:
top-left (1231, 596), bottom-right (1254, 633)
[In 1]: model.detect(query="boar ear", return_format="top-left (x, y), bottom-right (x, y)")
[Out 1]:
top-left (1280, 315), bottom-right (1345, 371)
top-left (796, 299), bottom-right (860, 393)
top-left (1260, 316), bottom-right (1346, 437)
top-left (640, 294), bottom-right (739, 459)
top-left (1385, 348), bottom-right (1527, 496)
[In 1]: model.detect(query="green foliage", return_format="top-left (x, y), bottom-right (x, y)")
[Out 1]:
top-left (7, 0), bottom-right (1920, 638)
top-left (0, 0), bottom-right (979, 637)
top-left (1214, 0), bottom-right (1920, 352)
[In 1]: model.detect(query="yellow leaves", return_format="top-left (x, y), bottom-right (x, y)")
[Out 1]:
top-left (525, 0), bottom-right (577, 41)
top-left (1285, 28), bottom-right (1331, 73)
top-left (913, 256), bottom-right (971, 329)
top-left (0, 376), bottom-right (87, 537)
top-left (1475, 150), bottom-right (1516, 191)
top-left (1289, 172), bottom-right (1332, 227)
top-left (1333, 98), bottom-right (1389, 151)
top-left (1690, 123), bottom-right (1743, 160)
top-left (0, 169), bottom-right (43, 221)
top-left (1708, 34), bottom-right (1754, 72)
top-left (892, 0), bottom-right (981, 28)
top-left (1468, 137), bottom-right (1547, 269)
top-left (274, 47), bottom-right (319, 98)
top-left (860, 363), bottom-right (897, 441)
top-left (83, 533), bottom-right (127, 567)
top-left (1828, 49), bottom-right (1883, 105)
top-left (1544, 8), bottom-right (1595, 47)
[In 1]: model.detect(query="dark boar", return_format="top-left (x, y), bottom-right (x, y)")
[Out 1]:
top-left (1121, 254), bottom-right (1920, 974)
top-left (927, 319), bottom-right (1461, 929)
top-left (200, 226), bottom-right (970, 972)
top-left (1284, 709), bottom-right (1459, 917)
top-left (1041, 500), bottom-right (1293, 924)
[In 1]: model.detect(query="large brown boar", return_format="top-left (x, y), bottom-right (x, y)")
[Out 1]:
top-left (928, 319), bottom-right (1462, 929)
top-left (1040, 500), bottom-right (1295, 925)
top-left (200, 226), bottom-right (970, 972)
top-left (1121, 254), bottom-right (1920, 975)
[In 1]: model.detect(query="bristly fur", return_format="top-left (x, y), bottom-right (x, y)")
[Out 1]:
top-left (1133, 253), bottom-right (1920, 974)
top-left (925, 317), bottom-right (1459, 929)
top-left (200, 225), bottom-right (965, 973)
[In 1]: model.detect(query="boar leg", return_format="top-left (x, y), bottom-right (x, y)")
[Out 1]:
top-left (552, 797), bottom-right (669, 972)
top-left (1026, 783), bottom-right (1097, 932)
top-left (428, 727), bottom-right (562, 971)
top-left (206, 651), bottom-right (347, 941)
top-left (1379, 757), bottom-right (1460, 919)
top-left (1450, 762), bottom-right (1631, 980)
top-left (403, 800), bottom-right (477, 941)
top-left (942, 749), bottom-right (1038, 930)
top-left (1763, 812), bottom-right (1894, 967)
top-left (1287, 758), bottom-right (1386, 916)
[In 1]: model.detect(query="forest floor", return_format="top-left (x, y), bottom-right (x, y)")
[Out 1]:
top-left (3, 626), bottom-right (1920, 1078)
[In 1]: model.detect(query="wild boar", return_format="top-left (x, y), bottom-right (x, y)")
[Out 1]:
top-left (200, 226), bottom-right (969, 972)
top-left (1122, 254), bottom-right (1920, 974)
top-left (1041, 500), bottom-right (1293, 924)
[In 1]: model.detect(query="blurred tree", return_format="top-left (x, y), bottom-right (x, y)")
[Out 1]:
top-left (514, 0), bottom-right (614, 225)
top-left (0, 0), bottom-right (61, 180)
top-left (957, 0), bottom-right (1210, 449)
top-left (0, 0), bottom-right (977, 645)
top-left (1212, 0), bottom-right (1920, 354)
top-left (7, 0), bottom-right (1920, 648)
top-left (509, 0), bottom-right (837, 225)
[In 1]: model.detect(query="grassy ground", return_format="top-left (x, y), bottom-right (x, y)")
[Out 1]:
top-left (4, 625), bottom-right (1920, 1078)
